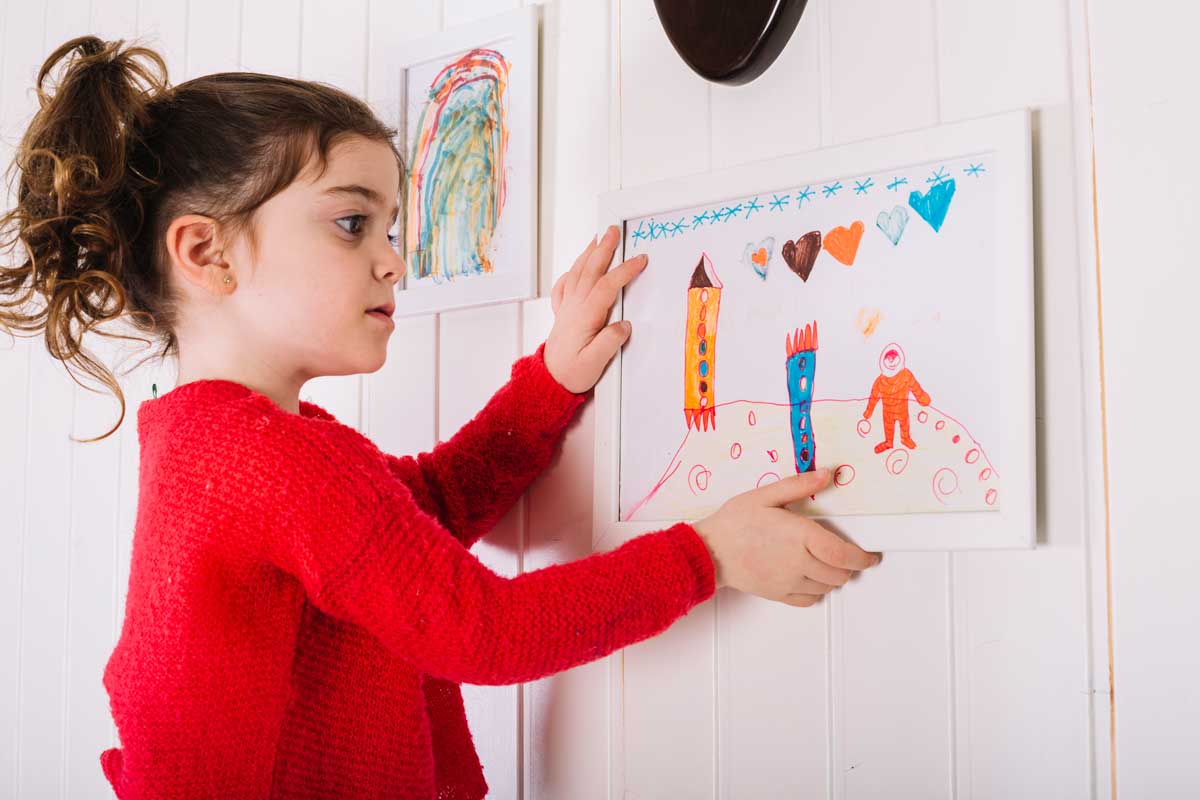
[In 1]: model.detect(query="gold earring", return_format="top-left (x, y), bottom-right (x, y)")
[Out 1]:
top-left (223, 275), bottom-right (232, 284)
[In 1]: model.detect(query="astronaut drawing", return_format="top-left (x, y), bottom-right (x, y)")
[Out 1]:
top-left (863, 342), bottom-right (931, 454)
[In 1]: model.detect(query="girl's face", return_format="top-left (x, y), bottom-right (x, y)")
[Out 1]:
top-left (220, 135), bottom-right (406, 382)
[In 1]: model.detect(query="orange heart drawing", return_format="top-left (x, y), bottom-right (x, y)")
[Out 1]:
top-left (823, 220), bottom-right (865, 266)
top-left (751, 248), bottom-right (768, 267)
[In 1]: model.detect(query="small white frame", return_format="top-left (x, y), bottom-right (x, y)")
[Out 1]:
top-left (395, 5), bottom-right (539, 316)
top-left (593, 109), bottom-right (1036, 552)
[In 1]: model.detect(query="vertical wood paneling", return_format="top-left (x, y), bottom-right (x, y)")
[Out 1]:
top-left (935, 0), bottom-right (1071, 123)
top-left (519, 0), bottom-right (613, 795)
top-left (0, 1), bottom-right (42, 792)
top-left (184, 0), bottom-right (239, 79)
top-left (820, 2), bottom-right (952, 798)
top-left (297, 0), bottom-right (370, 427)
top-left (520, 296), bottom-right (611, 800)
top-left (938, 2), bottom-right (1092, 797)
top-left (1089, 0), bottom-right (1200, 794)
top-left (241, 0), bottom-right (301, 77)
top-left (439, 300), bottom-right (523, 799)
top-left (826, 0), bottom-right (939, 145)
top-left (706, 6), bottom-right (831, 798)
top-left (616, 1), bottom-right (716, 798)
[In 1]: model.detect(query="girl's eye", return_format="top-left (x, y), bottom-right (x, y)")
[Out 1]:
top-left (336, 213), bottom-right (400, 246)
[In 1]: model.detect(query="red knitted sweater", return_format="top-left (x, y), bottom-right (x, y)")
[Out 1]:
top-left (99, 341), bottom-right (716, 798)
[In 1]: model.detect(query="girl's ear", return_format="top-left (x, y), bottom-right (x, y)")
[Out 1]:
top-left (166, 214), bottom-right (235, 294)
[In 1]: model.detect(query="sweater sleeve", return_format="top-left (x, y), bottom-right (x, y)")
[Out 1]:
top-left (383, 341), bottom-right (587, 551)
top-left (247, 401), bottom-right (717, 686)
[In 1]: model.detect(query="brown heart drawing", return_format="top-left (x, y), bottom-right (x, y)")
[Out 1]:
top-left (823, 220), bottom-right (865, 266)
top-left (781, 231), bottom-right (821, 282)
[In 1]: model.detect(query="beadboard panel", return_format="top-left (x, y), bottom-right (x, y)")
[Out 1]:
top-left (0, 1), bottom-right (1120, 799)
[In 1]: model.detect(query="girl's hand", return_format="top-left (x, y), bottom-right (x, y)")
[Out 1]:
top-left (543, 224), bottom-right (648, 394)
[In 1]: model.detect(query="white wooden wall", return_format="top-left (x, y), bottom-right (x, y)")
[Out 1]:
top-left (4, 0), bottom-right (1184, 797)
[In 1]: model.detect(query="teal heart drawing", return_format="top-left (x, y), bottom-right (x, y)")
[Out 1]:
top-left (908, 179), bottom-right (956, 232)
top-left (742, 236), bottom-right (775, 280)
top-left (875, 205), bottom-right (909, 245)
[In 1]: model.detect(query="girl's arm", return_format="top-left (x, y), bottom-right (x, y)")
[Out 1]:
top-left (382, 340), bottom-right (587, 550)
top-left (247, 400), bottom-right (716, 686)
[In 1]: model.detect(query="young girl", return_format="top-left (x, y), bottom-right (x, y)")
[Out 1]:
top-left (0, 36), bottom-right (881, 799)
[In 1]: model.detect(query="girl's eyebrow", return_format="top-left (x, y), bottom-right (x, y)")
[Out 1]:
top-left (322, 184), bottom-right (400, 221)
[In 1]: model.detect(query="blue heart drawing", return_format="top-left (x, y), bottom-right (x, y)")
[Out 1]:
top-left (908, 179), bottom-right (956, 232)
top-left (742, 236), bottom-right (775, 280)
top-left (875, 205), bottom-right (909, 245)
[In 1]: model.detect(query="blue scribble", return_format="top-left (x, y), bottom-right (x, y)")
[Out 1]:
top-left (744, 197), bottom-right (763, 218)
top-left (631, 221), bottom-right (648, 245)
top-left (887, 176), bottom-right (909, 191)
top-left (822, 181), bottom-right (843, 199)
top-left (964, 163), bottom-right (986, 177)
top-left (693, 210), bottom-right (712, 227)
top-left (853, 178), bottom-right (874, 195)
top-left (796, 186), bottom-right (815, 206)
top-left (769, 193), bottom-right (790, 212)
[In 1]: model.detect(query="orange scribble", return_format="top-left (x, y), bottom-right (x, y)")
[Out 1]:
top-left (857, 308), bottom-right (882, 338)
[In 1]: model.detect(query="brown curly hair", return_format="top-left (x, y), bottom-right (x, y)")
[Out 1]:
top-left (0, 35), bottom-right (405, 443)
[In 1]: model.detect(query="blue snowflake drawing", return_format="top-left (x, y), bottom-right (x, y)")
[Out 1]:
top-left (693, 210), bottom-right (712, 227)
top-left (821, 181), bottom-right (843, 199)
top-left (887, 176), bottom-right (909, 191)
top-left (926, 166), bottom-right (950, 185)
top-left (631, 221), bottom-right (648, 244)
top-left (853, 178), bottom-right (874, 195)
top-left (964, 163), bottom-right (986, 177)
top-left (744, 197), bottom-right (763, 218)
top-left (769, 193), bottom-right (790, 212)
top-left (796, 186), bottom-right (815, 206)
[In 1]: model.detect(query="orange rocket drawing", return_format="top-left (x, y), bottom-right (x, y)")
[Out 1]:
top-left (684, 253), bottom-right (722, 431)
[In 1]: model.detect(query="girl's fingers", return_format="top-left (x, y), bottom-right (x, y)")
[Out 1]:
top-left (551, 271), bottom-right (567, 314)
top-left (589, 253), bottom-right (648, 308)
top-left (577, 318), bottom-right (631, 378)
top-left (563, 234), bottom-right (598, 297)
top-left (579, 225), bottom-right (621, 290)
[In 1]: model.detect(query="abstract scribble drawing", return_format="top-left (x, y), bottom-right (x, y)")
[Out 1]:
top-left (863, 342), bottom-right (932, 454)
top-left (406, 48), bottom-right (510, 284)
top-left (785, 322), bottom-right (819, 473)
top-left (683, 253), bottom-right (722, 432)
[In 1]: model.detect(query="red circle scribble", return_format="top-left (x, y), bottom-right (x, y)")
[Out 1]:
top-left (935, 420), bottom-right (946, 431)
top-left (917, 410), bottom-right (928, 424)
top-left (978, 467), bottom-right (992, 481)
top-left (932, 467), bottom-right (959, 504)
top-left (748, 410), bottom-right (757, 426)
top-left (985, 488), bottom-right (998, 505)
top-left (730, 442), bottom-right (742, 460)
top-left (688, 464), bottom-right (711, 495)
top-left (857, 419), bottom-right (872, 437)
top-left (885, 449), bottom-right (909, 475)
top-left (952, 434), bottom-right (961, 444)
top-left (767, 449), bottom-right (779, 463)
top-left (756, 472), bottom-right (781, 488)
top-left (965, 448), bottom-right (980, 464)
top-left (834, 464), bottom-right (855, 486)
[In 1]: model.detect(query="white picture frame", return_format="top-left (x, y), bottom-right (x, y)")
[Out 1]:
top-left (593, 109), bottom-right (1036, 552)
top-left (395, 6), bottom-right (539, 316)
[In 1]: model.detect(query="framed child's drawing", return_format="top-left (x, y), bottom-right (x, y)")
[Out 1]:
top-left (594, 109), bottom-right (1035, 552)
top-left (395, 6), bottom-right (538, 316)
